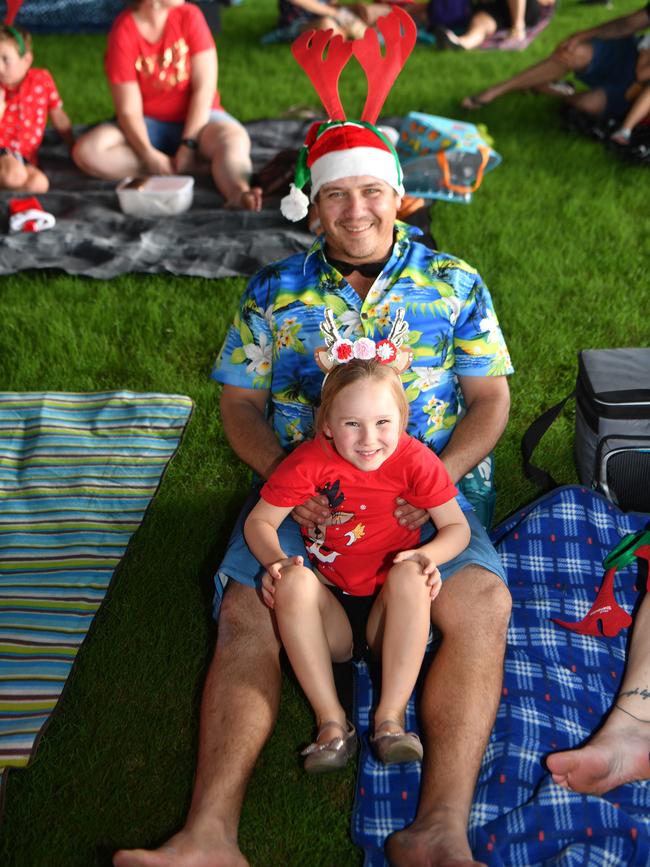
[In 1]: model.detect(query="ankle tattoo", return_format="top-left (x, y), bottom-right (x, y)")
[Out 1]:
top-left (615, 704), bottom-right (650, 723)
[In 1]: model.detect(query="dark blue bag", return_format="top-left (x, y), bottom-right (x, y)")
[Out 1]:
top-left (427, 0), bottom-right (471, 31)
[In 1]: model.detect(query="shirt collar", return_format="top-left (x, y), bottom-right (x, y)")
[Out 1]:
top-left (302, 221), bottom-right (422, 275)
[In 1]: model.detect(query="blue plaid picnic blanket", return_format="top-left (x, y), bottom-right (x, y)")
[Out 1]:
top-left (0, 392), bottom-right (192, 802)
top-left (352, 485), bottom-right (650, 866)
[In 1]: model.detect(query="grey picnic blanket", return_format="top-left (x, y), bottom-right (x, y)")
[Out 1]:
top-left (0, 120), bottom-right (314, 279)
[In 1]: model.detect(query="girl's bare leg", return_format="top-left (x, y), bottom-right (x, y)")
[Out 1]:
top-left (366, 560), bottom-right (431, 733)
top-left (454, 12), bottom-right (498, 50)
top-left (273, 565), bottom-right (353, 740)
top-left (0, 154), bottom-right (49, 192)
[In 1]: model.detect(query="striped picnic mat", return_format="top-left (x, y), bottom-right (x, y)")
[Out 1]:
top-left (0, 391), bottom-right (192, 798)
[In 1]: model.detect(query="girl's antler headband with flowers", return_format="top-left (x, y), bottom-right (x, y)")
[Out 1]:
top-left (281, 6), bottom-right (417, 222)
top-left (314, 307), bottom-right (413, 374)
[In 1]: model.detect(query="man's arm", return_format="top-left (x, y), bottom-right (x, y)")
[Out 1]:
top-left (220, 384), bottom-right (285, 481)
top-left (220, 384), bottom-right (331, 527)
top-left (438, 375), bottom-right (510, 485)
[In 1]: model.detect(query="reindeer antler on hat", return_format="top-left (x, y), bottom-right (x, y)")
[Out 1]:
top-left (314, 307), bottom-right (413, 375)
top-left (281, 7), bottom-right (417, 222)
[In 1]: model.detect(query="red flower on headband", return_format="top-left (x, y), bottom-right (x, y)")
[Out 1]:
top-left (332, 340), bottom-right (354, 362)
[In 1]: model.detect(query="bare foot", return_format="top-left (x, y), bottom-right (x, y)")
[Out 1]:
top-left (225, 187), bottom-right (262, 212)
top-left (113, 825), bottom-right (250, 867)
top-left (385, 810), bottom-right (486, 867)
top-left (546, 711), bottom-right (650, 795)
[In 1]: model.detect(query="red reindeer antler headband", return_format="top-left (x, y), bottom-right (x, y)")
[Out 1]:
top-left (281, 7), bottom-right (417, 222)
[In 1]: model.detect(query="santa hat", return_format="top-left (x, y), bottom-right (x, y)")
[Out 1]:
top-left (8, 197), bottom-right (56, 233)
top-left (281, 8), bottom-right (417, 222)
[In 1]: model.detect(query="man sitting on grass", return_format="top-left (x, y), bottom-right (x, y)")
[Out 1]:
top-left (113, 84), bottom-right (514, 866)
top-left (461, 3), bottom-right (650, 121)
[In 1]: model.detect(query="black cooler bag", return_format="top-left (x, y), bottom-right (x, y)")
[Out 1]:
top-left (522, 348), bottom-right (650, 513)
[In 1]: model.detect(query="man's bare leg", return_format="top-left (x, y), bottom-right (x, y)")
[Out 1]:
top-left (547, 592), bottom-right (650, 796)
top-left (461, 42), bottom-right (594, 107)
top-left (113, 582), bottom-right (282, 867)
top-left (385, 567), bottom-right (511, 867)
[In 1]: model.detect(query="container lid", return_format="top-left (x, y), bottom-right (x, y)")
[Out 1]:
top-left (117, 176), bottom-right (194, 194)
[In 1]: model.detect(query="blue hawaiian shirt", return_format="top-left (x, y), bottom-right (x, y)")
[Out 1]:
top-left (211, 223), bottom-right (514, 457)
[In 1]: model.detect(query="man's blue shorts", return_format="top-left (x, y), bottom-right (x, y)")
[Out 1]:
top-left (212, 491), bottom-right (507, 619)
top-left (577, 36), bottom-right (639, 119)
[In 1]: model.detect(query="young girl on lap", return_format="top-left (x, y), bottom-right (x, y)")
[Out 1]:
top-left (244, 311), bottom-right (470, 773)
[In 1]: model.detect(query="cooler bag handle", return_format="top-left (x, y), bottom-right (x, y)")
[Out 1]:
top-left (521, 391), bottom-right (575, 491)
top-left (435, 144), bottom-right (491, 195)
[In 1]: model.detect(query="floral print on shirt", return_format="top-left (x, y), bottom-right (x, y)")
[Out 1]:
top-left (212, 223), bottom-right (513, 455)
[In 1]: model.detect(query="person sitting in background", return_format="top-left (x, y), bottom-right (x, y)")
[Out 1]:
top-left (73, 0), bottom-right (261, 211)
top-left (460, 3), bottom-right (650, 117)
top-left (611, 36), bottom-right (650, 143)
top-left (0, 23), bottom-right (73, 193)
top-left (278, 0), bottom-right (392, 40)
top-left (435, 0), bottom-right (553, 51)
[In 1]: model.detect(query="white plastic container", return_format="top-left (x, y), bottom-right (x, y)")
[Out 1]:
top-left (116, 175), bottom-right (194, 217)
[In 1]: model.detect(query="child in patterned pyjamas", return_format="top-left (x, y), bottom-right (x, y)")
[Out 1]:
top-left (0, 24), bottom-right (73, 192)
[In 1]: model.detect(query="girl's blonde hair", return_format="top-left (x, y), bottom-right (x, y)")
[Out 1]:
top-left (316, 359), bottom-right (409, 435)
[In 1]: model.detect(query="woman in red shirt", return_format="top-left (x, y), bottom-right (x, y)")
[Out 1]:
top-left (72, 0), bottom-right (261, 210)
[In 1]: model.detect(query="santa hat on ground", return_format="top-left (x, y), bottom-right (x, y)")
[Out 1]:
top-left (281, 7), bottom-right (417, 222)
top-left (8, 197), bottom-right (56, 233)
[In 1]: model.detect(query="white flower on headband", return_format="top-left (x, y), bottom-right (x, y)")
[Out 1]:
top-left (353, 338), bottom-right (376, 360)
top-left (375, 340), bottom-right (398, 364)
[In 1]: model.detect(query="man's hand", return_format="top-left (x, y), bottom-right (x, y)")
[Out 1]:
top-left (393, 549), bottom-right (442, 600)
top-left (291, 494), bottom-right (331, 530)
top-left (143, 147), bottom-right (173, 175)
top-left (261, 555), bottom-right (304, 608)
top-left (394, 497), bottom-right (430, 530)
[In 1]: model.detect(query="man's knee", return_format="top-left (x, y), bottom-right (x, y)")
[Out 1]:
top-left (553, 41), bottom-right (593, 72)
top-left (434, 566), bottom-right (511, 636)
top-left (218, 580), bottom-right (280, 652)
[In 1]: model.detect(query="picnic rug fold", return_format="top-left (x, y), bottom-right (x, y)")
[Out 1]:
top-left (0, 391), bottom-right (192, 805)
top-left (352, 485), bottom-right (650, 866)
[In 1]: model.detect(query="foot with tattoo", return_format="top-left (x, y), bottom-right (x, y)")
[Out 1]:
top-left (546, 701), bottom-right (650, 796)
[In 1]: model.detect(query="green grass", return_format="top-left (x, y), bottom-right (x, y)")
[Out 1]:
top-left (0, 1), bottom-right (648, 864)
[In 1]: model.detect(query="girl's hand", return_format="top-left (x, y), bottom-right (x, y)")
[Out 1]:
top-left (393, 549), bottom-right (442, 600)
top-left (261, 555), bottom-right (304, 608)
top-left (394, 497), bottom-right (429, 530)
